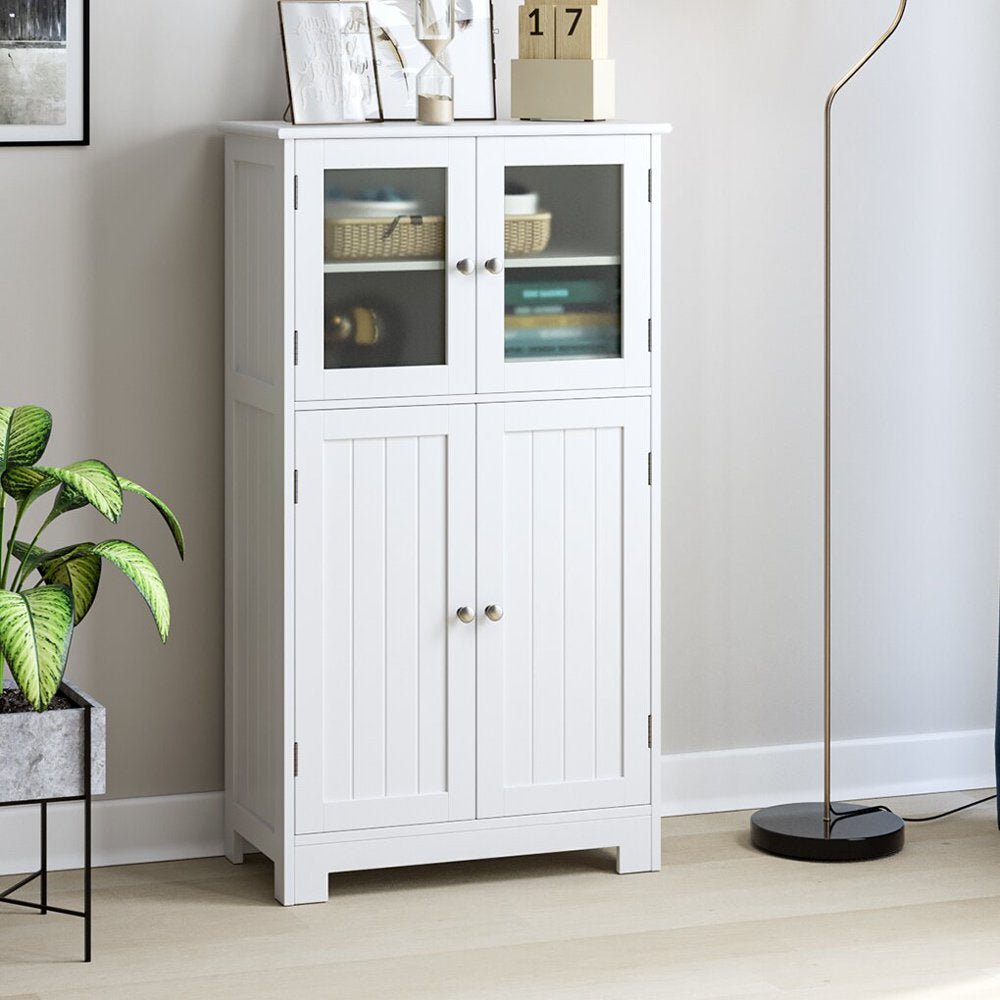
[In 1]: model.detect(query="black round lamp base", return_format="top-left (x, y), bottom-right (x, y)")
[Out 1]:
top-left (750, 802), bottom-right (904, 862)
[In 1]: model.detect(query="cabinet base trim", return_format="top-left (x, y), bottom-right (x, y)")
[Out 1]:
top-left (286, 810), bottom-right (656, 905)
top-left (295, 804), bottom-right (651, 846)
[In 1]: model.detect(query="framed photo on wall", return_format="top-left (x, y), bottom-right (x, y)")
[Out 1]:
top-left (0, 0), bottom-right (89, 146)
top-left (279, 1), bottom-right (383, 124)
top-left (369, 0), bottom-right (496, 121)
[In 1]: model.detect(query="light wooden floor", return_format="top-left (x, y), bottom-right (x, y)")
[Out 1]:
top-left (2, 792), bottom-right (999, 999)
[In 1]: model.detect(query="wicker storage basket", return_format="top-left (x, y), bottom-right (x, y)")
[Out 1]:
top-left (505, 212), bottom-right (552, 257)
top-left (325, 215), bottom-right (445, 261)
top-left (324, 211), bottom-right (553, 262)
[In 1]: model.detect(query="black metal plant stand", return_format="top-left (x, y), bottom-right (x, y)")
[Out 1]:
top-left (0, 693), bottom-right (92, 963)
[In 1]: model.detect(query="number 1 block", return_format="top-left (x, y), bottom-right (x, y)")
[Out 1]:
top-left (519, 5), bottom-right (556, 60)
top-left (554, 4), bottom-right (608, 60)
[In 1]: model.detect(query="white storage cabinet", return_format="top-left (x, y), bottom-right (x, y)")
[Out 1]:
top-left (223, 121), bottom-right (667, 905)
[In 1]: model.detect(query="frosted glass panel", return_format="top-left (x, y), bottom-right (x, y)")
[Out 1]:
top-left (505, 164), bottom-right (622, 362)
top-left (324, 167), bottom-right (446, 370)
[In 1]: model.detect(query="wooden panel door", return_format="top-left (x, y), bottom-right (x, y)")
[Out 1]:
top-left (476, 398), bottom-right (652, 818)
top-left (295, 406), bottom-right (477, 834)
top-left (295, 138), bottom-right (477, 401)
top-left (476, 135), bottom-right (652, 394)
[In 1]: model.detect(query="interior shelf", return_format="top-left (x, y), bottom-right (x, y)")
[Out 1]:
top-left (505, 252), bottom-right (621, 270)
top-left (323, 255), bottom-right (620, 274)
top-left (324, 259), bottom-right (445, 274)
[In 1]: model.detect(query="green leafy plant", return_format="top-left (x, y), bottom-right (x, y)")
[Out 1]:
top-left (0, 405), bottom-right (184, 712)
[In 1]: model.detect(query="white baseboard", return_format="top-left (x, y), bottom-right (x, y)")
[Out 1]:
top-left (0, 791), bottom-right (224, 876)
top-left (2, 732), bottom-right (994, 874)
top-left (662, 729), bottom-right (997, 816)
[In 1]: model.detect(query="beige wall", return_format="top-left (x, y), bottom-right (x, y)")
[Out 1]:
top-left (611, 0), bottom-right (1000, 753)
top-left (0, 1), bottom-right (287, 798)
top-left (1, 1), bottom-right (996, 802)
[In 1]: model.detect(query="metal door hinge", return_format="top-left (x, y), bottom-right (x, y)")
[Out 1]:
top-left (648, 169), bottom-right (653, 203)
top-left (294, 175), bottom-right (299, 210)
top-left (294, 469), bottom-right (299, 504)
top-left (647, 715), bottom-right (653, 750)
top-left (294, 330), bottom-right (299, 365)
top-left (648, 318), bottom-right (653, 352)
top-left (647, 452), bottom-right (652, 486)
top-left (294, 742), bottom-right (299, 777)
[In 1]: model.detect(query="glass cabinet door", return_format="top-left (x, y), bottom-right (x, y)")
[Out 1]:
top-left (295, 139), bottom-right (476, 400)
top-left (476, 136), bottom-right (652, 394)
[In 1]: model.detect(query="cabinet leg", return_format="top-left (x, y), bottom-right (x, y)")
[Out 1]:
top-left (293, 857), bottom-right (330, 906)
top-left (616, 833), bottom-right (654, 875)
top-left (224, 829), bottom-right (248, 865)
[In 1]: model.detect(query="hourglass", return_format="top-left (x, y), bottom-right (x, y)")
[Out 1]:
top-left (416, 0), bottom-right (455, 125)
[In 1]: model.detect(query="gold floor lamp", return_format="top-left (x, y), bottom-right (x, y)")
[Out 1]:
top-left (750, 0), bottom-right (909, 861)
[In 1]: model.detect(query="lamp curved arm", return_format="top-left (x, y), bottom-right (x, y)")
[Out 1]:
top-left (826, 0), bottom-right (908, 118)
top-left (823, 0), bottom-right (908, 825)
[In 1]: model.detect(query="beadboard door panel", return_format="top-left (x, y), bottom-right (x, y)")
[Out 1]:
top-left (295, 406), bottom-right (477, 834)
top-left (476, 398), bottom-right (652, 818)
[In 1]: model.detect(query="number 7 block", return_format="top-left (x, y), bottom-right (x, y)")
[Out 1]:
top-left (554, 3), bottom-right (608, 60)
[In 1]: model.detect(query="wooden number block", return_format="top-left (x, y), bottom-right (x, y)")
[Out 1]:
top-left (519, 5), bottom-right (556, 60)
top-left (554, 4), bottom-right (608, 59)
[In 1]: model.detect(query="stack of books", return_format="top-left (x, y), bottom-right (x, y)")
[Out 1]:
top-left (505, 273), bottom-right (620, 360)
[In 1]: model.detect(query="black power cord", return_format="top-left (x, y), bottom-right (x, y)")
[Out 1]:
top-left (823, 794), bottom-right (998, 830)
top-left (900, 793), bottom-right (997, 823)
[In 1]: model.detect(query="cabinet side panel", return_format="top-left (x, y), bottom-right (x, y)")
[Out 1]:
top-left (232, 162), bottom-right (281, 386)
top-left (231, 399), bottom-right (282, 830)
top-left (649, 133), bottom-right (663, 856)
top-left (225, 136), bottom-right (290, 867)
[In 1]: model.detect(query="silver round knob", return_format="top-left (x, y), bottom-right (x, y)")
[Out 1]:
top-left (485, 605), bottom-right (504, 622)
top-left (456, 607), bottom-right (475, 624)
top-left (456, 258), bottom-right (474, 275)
top-left (485, 258), bottom-right (504, 275)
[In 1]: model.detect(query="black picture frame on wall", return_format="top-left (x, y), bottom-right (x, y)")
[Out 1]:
top-left (0, 0), bottom-right (90, 147)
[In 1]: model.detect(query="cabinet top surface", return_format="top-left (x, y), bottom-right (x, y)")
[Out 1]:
top-left (220, 120), bottom-right (672, 140)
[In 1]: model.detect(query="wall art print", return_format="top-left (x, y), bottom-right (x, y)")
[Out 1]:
top-left (369, 0), bottom-right (496, 121)
top-left (0, 0), bottom-right (89, 146)
top-left (279, 1), bottom-right (383, 124)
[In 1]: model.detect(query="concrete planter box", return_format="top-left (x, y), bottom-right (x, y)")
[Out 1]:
top-left (0, 682), bottom-right (106, 804)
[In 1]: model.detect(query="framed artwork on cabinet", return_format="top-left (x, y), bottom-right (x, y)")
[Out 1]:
top-left (369, 0), bottom-right (496, 120)
top-left (0, 0), bottom-right (89, 146)
top-left (279, 1), bottom-right (384, 124)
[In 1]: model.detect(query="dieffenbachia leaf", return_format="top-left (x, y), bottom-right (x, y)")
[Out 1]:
top-left (11, 542), bottom-right (103, 625)
top-left (9, 539), bottom-right (50, 579)
top-left (0, 584), bottom-right (74, 712)
top-left (2, 467), bottom-right (54, 503)
top-left (0, 406), bottom-right (52, 474)
top-left (118, 477), bottom-right (185, 559)
top-left (10, 538), bottom-right (169, 637)
top-left (89, 540), bottom-right (169, 641)
top-left (35, 460), bottom-right (124, 525)
top-left (1, 466), bottom-right (59, 518)
top-left (44, 549), bottom-right (102, 625)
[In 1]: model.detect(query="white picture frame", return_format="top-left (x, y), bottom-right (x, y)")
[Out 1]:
top-left (369, 0), bottom-right (496, 121)
top-left (279, 1), bottom-right (384, 125)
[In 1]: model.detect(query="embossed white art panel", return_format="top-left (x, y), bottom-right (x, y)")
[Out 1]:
top-left (279, 2), bottom-right (382, 124)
